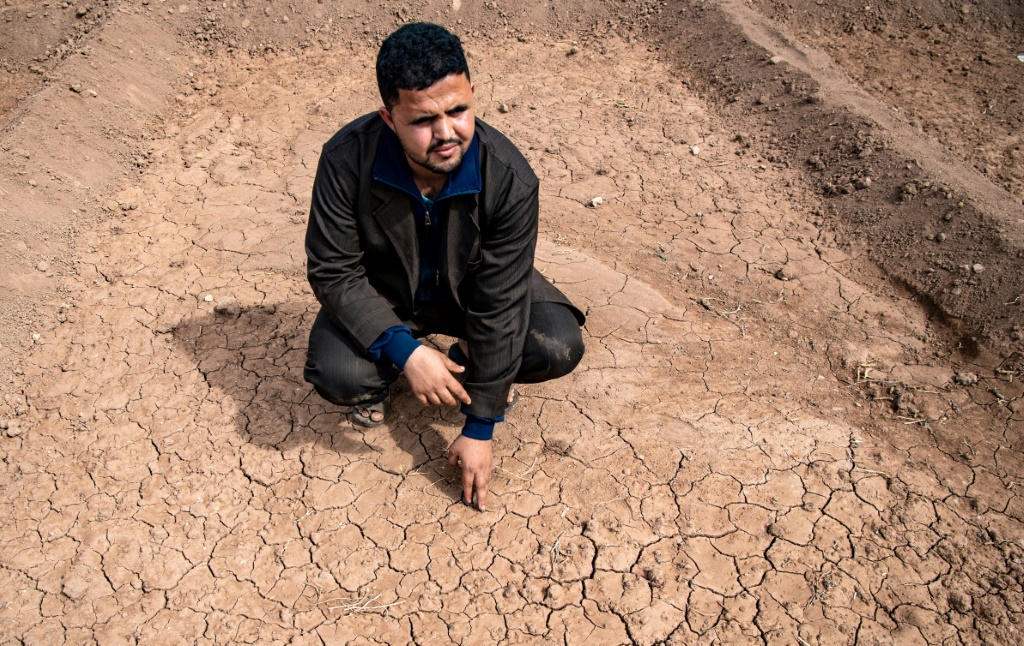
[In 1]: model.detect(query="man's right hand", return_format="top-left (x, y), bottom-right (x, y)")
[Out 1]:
top-left (403, 346), bottom-right (471, 407)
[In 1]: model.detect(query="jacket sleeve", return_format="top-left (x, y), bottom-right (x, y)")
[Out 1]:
top-left (461, 176), bottom-right (538, 420)
top-left (305, 146), bottom-right (405, 350)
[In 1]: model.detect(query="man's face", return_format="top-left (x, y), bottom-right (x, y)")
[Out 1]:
top-left (379, 73), bottom-right (475, 178)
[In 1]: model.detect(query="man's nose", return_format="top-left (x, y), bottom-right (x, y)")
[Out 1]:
top-left (433, 116), bottom-right (455, 143)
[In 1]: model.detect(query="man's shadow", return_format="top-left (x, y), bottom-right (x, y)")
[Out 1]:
top-left (171, 301), bottom-right (465, 499)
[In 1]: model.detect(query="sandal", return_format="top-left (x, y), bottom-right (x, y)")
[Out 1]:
top-left (351, 391), bottom-right (390, 428)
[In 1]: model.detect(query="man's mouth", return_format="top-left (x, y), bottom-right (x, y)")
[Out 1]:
top-left (429, 139), bottom-right (461, 155)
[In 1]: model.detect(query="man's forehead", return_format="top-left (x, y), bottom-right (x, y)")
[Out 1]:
top-left (394, 73), bottom-right (473, 108)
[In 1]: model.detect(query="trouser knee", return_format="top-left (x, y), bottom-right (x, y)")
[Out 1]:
top-left (530, 325), bottom-right (585, 379)
top-left (304, 309), bottom-right (395, 406)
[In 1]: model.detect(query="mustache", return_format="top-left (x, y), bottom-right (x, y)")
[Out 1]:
top-left (428, 138), bottom-right (462, 153)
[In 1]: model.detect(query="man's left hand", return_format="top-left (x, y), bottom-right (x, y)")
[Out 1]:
top-left (447, 435), bottom-right (492, 510)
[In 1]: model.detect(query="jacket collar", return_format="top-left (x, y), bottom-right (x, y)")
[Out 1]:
top-left (372, 127), bottom-right (482, 201)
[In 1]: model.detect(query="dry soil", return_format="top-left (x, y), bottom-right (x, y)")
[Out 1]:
top-left (1, 0), bottom-right (1023, 644)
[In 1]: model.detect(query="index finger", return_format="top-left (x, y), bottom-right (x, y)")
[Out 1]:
top-left (474, 472), bottom-right (488, 511)
top-left (460, 464), bottom-right (475, 507)
top-left (446, 377), bottom-right (471, 405)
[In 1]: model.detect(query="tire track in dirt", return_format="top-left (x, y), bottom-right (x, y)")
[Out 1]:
top-left (1, 33), bottom-right (1022, 646)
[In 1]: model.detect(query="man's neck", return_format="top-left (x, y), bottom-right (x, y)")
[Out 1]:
top-left (411, 166), bottom-right (448, 200)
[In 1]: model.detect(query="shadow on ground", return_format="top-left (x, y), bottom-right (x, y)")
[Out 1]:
top-left (170, 301), bottom-right (466, 502)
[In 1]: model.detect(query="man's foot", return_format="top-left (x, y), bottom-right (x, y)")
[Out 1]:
top-left (351, 397), bottom-right (389, 428)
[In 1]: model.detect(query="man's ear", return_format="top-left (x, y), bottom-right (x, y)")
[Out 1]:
top-left (378, 106), bottom-right (396, 131)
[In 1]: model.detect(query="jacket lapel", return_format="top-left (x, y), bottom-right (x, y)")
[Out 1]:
top-left (371, 182), bottom-right (418, 293)
top-left (446, 194), bottom-right (479, 304)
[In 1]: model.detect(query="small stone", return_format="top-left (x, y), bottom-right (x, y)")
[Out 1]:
top-left (87, 89), bottom-right (97, 97)
top-left (936, 233), bottom-right (946, 242)
top-left (281, 15), bottom-right (289, 22)
top-left (497, 103), bottom-right (509, 113)
top-left (854, 177), bottom-right (872, 189)
top-left (948, 590), bottom-right (972, 614)
top-left (3, 421), bottom-right (21, 437)
top-left (971, 263), bottom-right (985, 274)
top-left (203, 294), bottom-right (214, 302)
top-left (589, 196), bottom-right (603, 208)
top-left (75, 7), bottom-right (88, 17)
top-left (769, 55), bottom-right (784, 65)
top-left (36, 261), bottom-right (49, 272)
top-left (567, 45), bottom-right (578, 56)
top-left (643, 567), bottom-right (665, 588)
top-left (14, 241), bottom-right (27, 252)
top-left (954, 372), bottom-right (978, 386)
top-left (63, 577), bottom-right (90, 601)
top-left (690, 145), bottom-right (700, 156)
top-left (69, 83), bottom-right (82, 93)
top-left (214, 299), bottom-right (240, 316)
top-left (27, 179), bottom-right (37, 187)
top-left (775, 265), bottom-right (797, 281)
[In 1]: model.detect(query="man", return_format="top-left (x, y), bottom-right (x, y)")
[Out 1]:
top-left (304, 22), bottom-right (585, 510)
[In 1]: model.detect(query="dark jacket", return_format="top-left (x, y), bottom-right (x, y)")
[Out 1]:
top-left (306, 112), bottom-right (583, 419)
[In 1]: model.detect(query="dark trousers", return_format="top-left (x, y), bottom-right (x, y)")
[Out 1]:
top-left (304, 301), bottom-right (585, 406)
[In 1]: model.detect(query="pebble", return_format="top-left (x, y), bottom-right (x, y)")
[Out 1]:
top-left (14, 241), bottom-right (27, 252)
top-left (854, 177), bottom-right (872, 190)
top-left (214, 299), bottom-right (240, 316)
top-left (69, 83), bottom-right (82, 93)
top-left (497, 103), bottom-right (509, 113)
top-left (204, 294), bottom-right (214, 302)
top-left (690, 145), bottom-right (700, 156)
top-left (62, 577), bottom-right (90, 601)
top-left (936, 233), bottom-right (946, 242)
top-left (769, 55), bottom-right (784, 65)
top-left (954, 371), bottom-right (978, 386)
top-left (775, 265), bottom-right (797, 281)
top-left (36, 261), bottom-right (49, 272)
top-left (88, 89), bottom-right (97, 97)
top-left (971, 263), bottom-right (985, 273)
top-left (589, 196), bottom-right (603, 207)
top-left (28, 179), bottom-right (37, 187)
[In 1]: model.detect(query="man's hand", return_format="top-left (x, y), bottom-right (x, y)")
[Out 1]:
top-left (403, 346), bottom-right (471, 407)
top-left (447, 435), bottom-right (492, 510)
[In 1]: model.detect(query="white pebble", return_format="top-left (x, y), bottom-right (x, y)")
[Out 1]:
top-left (204, 294), bottom-right (214, 302)
top-left (690, 146), bottom-right (700, 156)
top-left (589, 196), bottom-right (603, 207)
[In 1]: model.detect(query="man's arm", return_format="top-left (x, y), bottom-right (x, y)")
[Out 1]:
top-left (461, 177), bottom-right (538, 419)
top-left (306, 144), bottom-right (406, 349)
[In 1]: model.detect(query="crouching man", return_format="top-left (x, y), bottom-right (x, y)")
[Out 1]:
top-left (304, 22), bottom-right (585, 510)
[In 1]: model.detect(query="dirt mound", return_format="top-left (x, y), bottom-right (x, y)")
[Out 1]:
top-left (1, 0), bottom-right (1023, 643)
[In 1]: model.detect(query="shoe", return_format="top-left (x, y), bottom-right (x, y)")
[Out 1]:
top-left (351, 390), bottom-right (390, 428)
top-left (505, 387), bottom-right (519, 414)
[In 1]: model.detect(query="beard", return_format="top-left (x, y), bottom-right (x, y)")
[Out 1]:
top-left (407, 137), bottom-right (466, 176)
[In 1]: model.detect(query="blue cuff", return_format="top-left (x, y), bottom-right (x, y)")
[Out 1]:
top-left (461, 412), bottom-right (503, 441)
top-left (367, 326), bottom-right (420, 369)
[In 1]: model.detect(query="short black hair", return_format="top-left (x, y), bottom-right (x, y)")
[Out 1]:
top-left (376, 22), bottom-right (470, 110)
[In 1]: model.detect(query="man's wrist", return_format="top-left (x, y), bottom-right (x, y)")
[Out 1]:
top-left (461, 415), bottom-right (496, 441)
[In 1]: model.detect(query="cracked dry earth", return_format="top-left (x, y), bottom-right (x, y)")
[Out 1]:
top-left (3, 36), bottom-right (1024, 645)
